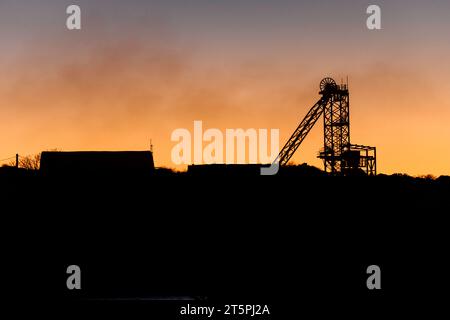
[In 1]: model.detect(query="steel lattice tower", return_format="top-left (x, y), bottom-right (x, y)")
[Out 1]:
top-left (275, 77), bottom-right (377, 175)
top-left (320, 78), bottom-right (351, 174)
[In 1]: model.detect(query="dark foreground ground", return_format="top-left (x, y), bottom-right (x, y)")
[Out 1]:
top-left (1, 170), bottom-right (449, 318)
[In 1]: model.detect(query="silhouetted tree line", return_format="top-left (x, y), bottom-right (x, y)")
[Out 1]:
top-left (0, 157), bottom-right (449, 185)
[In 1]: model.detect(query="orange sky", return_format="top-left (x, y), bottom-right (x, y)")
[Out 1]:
top-left (0, 1), bottom-right (449, 176)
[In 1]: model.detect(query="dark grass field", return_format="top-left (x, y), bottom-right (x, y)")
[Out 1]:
top-left (1, 170), bottom-right (449, 318)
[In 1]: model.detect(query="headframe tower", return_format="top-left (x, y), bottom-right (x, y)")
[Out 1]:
top-left (275, 77), bottom-right (376, 175)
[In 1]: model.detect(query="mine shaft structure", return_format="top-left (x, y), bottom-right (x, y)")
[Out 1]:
top-left (275, 77), bottom-right (377, 175)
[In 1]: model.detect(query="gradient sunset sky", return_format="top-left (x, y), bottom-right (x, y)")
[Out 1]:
top-left (1, 0), bottom-right (449, 175)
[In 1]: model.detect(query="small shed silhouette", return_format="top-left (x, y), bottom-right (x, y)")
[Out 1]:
top-left (187, 164), bottom-right (262, 176)
top-left (40, 151), bottom-right (155, 177)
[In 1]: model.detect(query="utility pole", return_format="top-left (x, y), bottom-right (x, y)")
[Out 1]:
top-left (15, 154), bottom-right (19, 168)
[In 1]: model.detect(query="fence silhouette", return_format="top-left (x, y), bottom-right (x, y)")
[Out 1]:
top-left (0, 154), bottom-right (18, 167)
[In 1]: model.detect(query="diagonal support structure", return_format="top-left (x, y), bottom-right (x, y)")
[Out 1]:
top-left (275, 96), bottom-right (329, 166)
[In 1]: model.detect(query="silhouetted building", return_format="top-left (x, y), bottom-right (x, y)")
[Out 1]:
top-left (187, 163), bottom-right (326, 177)
top-left (187, 164), bottom-right (263, 176)
top-left (40, 151), bottom-right (155, 177)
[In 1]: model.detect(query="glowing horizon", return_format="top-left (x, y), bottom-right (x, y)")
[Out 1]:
top-left (1, 1), bottom-right (449, 176)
